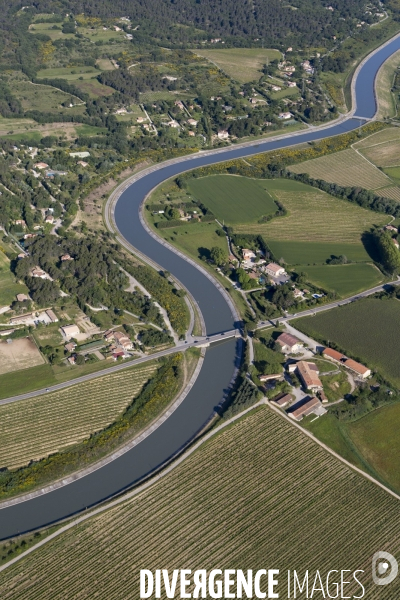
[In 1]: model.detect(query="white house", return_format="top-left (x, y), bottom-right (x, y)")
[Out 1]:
top-left (264, 263), bottom-right (286, 277)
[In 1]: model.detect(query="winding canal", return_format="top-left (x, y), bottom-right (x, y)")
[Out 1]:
top-left (0, 32), bottom-right (400, 540)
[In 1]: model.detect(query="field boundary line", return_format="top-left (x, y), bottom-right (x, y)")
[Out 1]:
top-left (352, 145), bottom-right (394, 185)
top-left (3, 397), bottom-right (400, 571)
top-left (0, 350), bottom-right (205, 510)
top-left (0, 399), bottom-right (266, 570)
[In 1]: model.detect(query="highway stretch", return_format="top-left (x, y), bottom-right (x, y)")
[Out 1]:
top-left (1, 31), bottom-right (400, 540)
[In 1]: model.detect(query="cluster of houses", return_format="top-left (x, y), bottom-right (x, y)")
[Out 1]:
top-left (261, 331), bottom-right (372, 421)
top-left (240, 249), bottom-right (288, 284)
top-left (103, 328), bottom-right (134, 360)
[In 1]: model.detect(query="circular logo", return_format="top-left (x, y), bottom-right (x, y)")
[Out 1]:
top-left (372, 552), bottom-right (398, 585)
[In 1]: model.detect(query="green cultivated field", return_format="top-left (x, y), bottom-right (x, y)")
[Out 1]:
top-left (73, 79), bottom-right (115, 98)
top-left (293, 298), bottom-right (400, 386)
top-left (196, 48), bottom-right (282, 83)
top-left (0, 250), bottom-right (29, 306)
top-left (346, 403), bottom-right (400, 493)
top-left (267, 240), bottom-right (371, 265)
top-left (160, 221), bottom-right (227, 262)
top-left (298, 263), bottom-right (383, 297)
top-left (234, 179), bottom-right (389, 243)
top-left (187, 175), bottom-right (277, 224)
top-left (289, 147), bottom-right (392, 190)
top-left (2, 407), bottom-right (400, 597)
top-left (0, 363), bottom-right (157, 468)
top-left (7, 76), bottom-right (84, 113)
top-left (36, 67), bottom-right (99, 80)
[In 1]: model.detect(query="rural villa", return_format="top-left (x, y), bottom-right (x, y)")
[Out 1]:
top-left (264, 263), bottom-right (286, 277)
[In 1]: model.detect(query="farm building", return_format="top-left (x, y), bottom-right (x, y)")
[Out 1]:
top-left (9, 313), bottom-right (34, 325)
top-left (322, 348), bottom-right (345, 363)
top-left (288, 396), bottom-right (324, 421)
top-left (61, 324), bottom-right (80, 340)
top-left (276, 332), bottom-right (303, 354)
top-left (264, 263), bottom-right (286, 277)
top-left (271, 393), bottom-right (292, 407)
top-left (343, 359), bottom-right (371, 379)
top-left (16, 294), bottom-right (29, 302)
top-left (45, 309), bottom-right (58, 323)
top-left (296, 361), bottom-right (323, 391)
top-left (259, 373), bottom-right (284, 382)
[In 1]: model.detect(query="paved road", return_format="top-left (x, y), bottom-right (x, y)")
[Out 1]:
top-left (275, 280), bottom-right (400, 324)
top-left (1, 32), bottom-right (400, 539)
top-left (0, 330), bottom-right (239, 407)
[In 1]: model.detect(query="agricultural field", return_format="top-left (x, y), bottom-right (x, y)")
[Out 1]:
top-left (187, 175), bottom-right (277, 224)
top-left (72, 78), bottom-right (115, 98)
top-left (288, 147), bottom-right (393, 189)
top-left (7, 73), bottom-right (84, 113)
top-left (353, 127), bottom-right (400, 149)
top-left (0, 362), bottom-right (157, 468)
top-left (359, 139), bottom-right (400, 168)
top-left (160, 221), bottom-right (228, 263)
top-left (345, 402), bottom-right (400, 493)
top-left (374, 51), bottom-right (400, 120)
top-left (268, 87), bottom-right (300, 101)
top-left (293, 298), bottom-right (400, 387)
top-left (297, 263), bottom-right (383, 297)
top-left (36, 67), bottom-right (99, 81)
top-left (0, 338), bottom-right (45, 376)
top-left (0, 250), bottom-right (29, 306)
top-left (195, 48), bottom-right (282, 83)
top-left (96, 58), bottom-right (116, 71)
top-left (267, 240), bottom-right (371, 265)
top-left (0, 116), bottom-right (36, 135)
top-left (234, 179), bottom-right (389, 243)
top-left (2, 407), bottom-right (400, 597)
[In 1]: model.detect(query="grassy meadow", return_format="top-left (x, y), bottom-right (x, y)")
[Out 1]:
top-left (2, 407), bottom-right (400, 597)
top-left (195, 48), bottom-right (282, 83)
top-left (187, 175), bottom-right (277, 224)
top-left (374, 51), bottom-right (400, 120)
top-left (0, 363), bottom-right (158, 468)
top-left (297, 263), bottom-right (383, 297)
top-left (267, 240), bottom-right (371, 265)
top-left (293, 298), bottom-right (400, 386)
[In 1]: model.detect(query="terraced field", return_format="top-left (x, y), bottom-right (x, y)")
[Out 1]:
top-left (2, 407), bottom-right (400, 597)
top-left (288, 148), bottom-right (392, 189)
top-left (235, 180), bottom-right (389, 243)
top-left (0, 363), bottom-right (157, 469)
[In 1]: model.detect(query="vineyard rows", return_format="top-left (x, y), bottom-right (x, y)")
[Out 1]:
top-left (289, 148), bottom-right (391, 190)
top-left (1, 407), bottom-right (400, 598)
top-left (376, 186), bottom-right (400, 202)
top-left (235, 188), bottom-right (388, 243)
top-left (353, 127), bottom-right (400, 149)
top-left (0, 363), bottom-right (157, 469)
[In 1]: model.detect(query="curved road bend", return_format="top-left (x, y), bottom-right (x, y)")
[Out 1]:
top-left (1, 33), bottom-right (400, 539)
